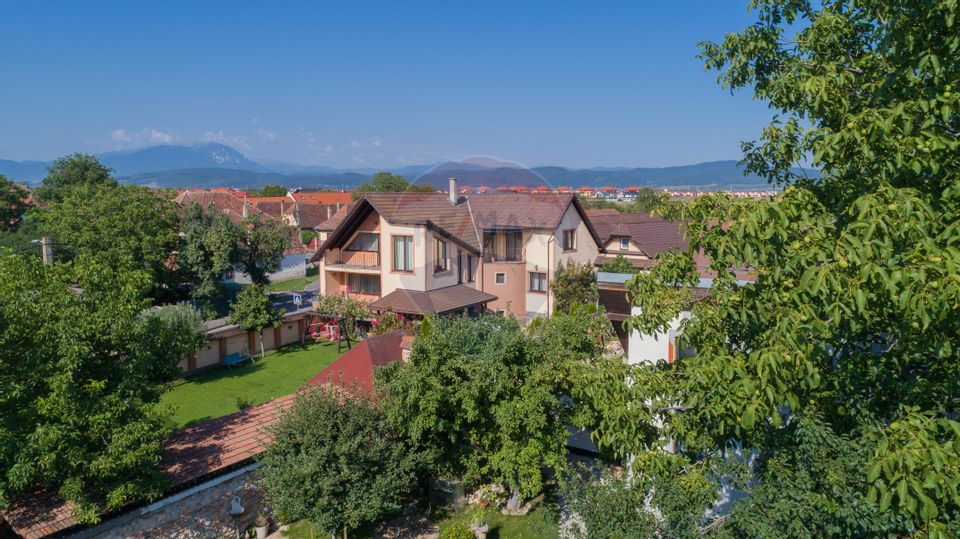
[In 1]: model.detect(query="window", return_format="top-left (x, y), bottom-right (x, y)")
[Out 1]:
top-left (495, 272), bottom-right (506, 284)
top-left (466, 254), bottom-right (475, 282)
top-left (529, 272), bottom-right (547, 292)
top-left (620, 237), bottom-right (629, 251)
top-left (458, 251), bottom-right (475, 283)
top-left (393, 235), bottom-right (413, 272)
top-left (433, 238), bottom-right (448, 273)
top-left (562, 229), bottom-right (577, 251)
top-left (348, 274), bottom-right (380, 296)
top-left (483, 230), bottom-right (522, 262)
top-left (347, 232), bottom-right (379, 252)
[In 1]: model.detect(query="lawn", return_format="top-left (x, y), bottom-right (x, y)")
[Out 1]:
top-left (265, 266), bottom-right (319, 293)
top-left (160, 340), bottom-right (344, 428)
top-left (281, 503), bottom-right (559, 539)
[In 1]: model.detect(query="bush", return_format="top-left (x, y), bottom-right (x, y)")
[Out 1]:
top-left (438, 522), bottom-right (474, 539)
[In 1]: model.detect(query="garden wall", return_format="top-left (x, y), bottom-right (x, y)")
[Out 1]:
top-left (87, 466), bottom-right (266, 539)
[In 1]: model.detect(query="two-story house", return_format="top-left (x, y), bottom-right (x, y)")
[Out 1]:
top-left (309, 179), bottom-right (602, 320)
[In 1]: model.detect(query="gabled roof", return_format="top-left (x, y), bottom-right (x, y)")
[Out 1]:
top-left (294, 202), bottom-right (335, 229)
top-left (368, 285), bottom-right (497, 316)
top-left (310, 191), bottom-right (603, 263)
top-left (587, 210), bottom-right (686, 256)
top-left (305, 330), bottom-right (405, 394)
top-left (315, 203), bottom-right (353, 232)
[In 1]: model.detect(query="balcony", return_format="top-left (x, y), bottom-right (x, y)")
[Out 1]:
top-left (323, 249), bottom-right (380, 273)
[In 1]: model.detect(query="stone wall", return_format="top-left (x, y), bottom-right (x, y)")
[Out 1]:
top-left (89, 468), bottom-right (266, 539)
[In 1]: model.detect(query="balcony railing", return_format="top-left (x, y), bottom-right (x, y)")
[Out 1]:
top-left (483, 247), bottom-right (523, 263)
top-left (324, 249), bottom-right (380, 269)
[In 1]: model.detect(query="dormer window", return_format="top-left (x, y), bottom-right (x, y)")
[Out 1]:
top-left (620, 237), bottom-right (629, 251)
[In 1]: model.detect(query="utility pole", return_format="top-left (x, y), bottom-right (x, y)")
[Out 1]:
top-left (40, 236), bottom-right (53, 266)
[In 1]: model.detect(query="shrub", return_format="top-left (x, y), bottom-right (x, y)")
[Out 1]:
top-left (438, 522), bottom-right (474, 539)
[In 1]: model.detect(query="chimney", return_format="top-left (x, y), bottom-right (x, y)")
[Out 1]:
top-left (327, 206), bottom-right (332, 219)
top-left (242, 200), bottom-right (248, 218)
top-left (448, 178), bottom-right (458, 204)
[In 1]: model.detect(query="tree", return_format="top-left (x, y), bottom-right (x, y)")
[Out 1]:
top-left (260, 386), bottom-right (419, 539)
top-left (352, 172), bottom-right (434, 200)
top-left (179, 202), bottom-right (241, 300)
top-left (34, 153), bottom-right (115, 203)
top-left (228, 284), bottom-right (282, 357)
top-left (376, 313), bottom-right (592, 507)
top-left (585, 1), bottom-right (960, 535)
top-left (550, 261), bottom-right (599, 314)
top-left (599, 254), bottom-right (637, 274)
top-left (560, 465), bottom-right (655, 539)
top-left (36, 183), bottom-right (181, 296)
top-left (255, 184), bottom-right (287, 197)
top-left (237, 215), bottom-right (291, 286)
top-left (0, 175), bottom-right (30, 232)
top-left (0, 252), bottom-right (205, 522)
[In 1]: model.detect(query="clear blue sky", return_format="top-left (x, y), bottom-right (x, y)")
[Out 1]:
top-left (0, 1), bottom-right (772, 169)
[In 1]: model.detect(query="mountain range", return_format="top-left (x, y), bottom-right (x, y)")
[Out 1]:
top-left (0, 143), bottom-right (793, 191)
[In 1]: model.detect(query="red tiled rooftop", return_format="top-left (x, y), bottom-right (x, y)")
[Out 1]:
top-left (306, 331), bottom-right (405, 394)
top-left (291, 191), bottom-right (352, 205)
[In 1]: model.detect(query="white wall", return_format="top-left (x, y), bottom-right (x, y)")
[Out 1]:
top-left (627, 306), bottom-right (691, 365)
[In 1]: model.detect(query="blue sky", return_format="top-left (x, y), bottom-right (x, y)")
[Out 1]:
top-left (0, 1), bottom-right (772, 168)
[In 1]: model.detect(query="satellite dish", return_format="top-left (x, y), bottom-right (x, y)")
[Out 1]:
top-left (230, 496), bottom-right (245, 516)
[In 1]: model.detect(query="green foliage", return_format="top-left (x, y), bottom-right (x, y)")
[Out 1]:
top-left (369, 310), bottom-right (408, 336)
top-left (0, 175), bottom-right (30, 232)
top-left (35, 183), bottom-right (181, 297)
top-left (256, 184), bottom-right (287, 197)
top-left (352, 171), bottom-right (434, 200)
top-left (550, 261), bottom-right (599, 314)
top-left (0, 253), bottom-right (202, 522)
top-left (313, 293), bottom-right (373, 337)
top-left (228, 284), bottom-right (282, 336)
top-left (376, 312), bottom-right (605, 501)
top-left (438, 522), bottom-right (474, 539)
top-left (237, 215), bottom-right (291, 286)
top-left (34, 153), bottom-right (116, 203)
top-left (259, 386), bottom-right (419, 537)
top-left (599, 254), bottom-right (637, 274)
top-left (179, 202), bottom-right (241, 300)
top-left (560, 466), bottom-right (655, 539)
top-left (581, 1), bottom-right (960, 535)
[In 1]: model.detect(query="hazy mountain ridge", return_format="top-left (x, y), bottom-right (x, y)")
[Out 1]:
top-left (0, 143), bottom-right (795, 190)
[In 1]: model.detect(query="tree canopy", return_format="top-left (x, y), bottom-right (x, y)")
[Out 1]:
top-left (34, 154), bottom-right (116, 203)
top-left (0, 253), bottom-right (205, 522)
top-left (236, 215), bottom-right (291, 286)
top-left (550, 261), bottom-right (599, 314)
top-left (228, 284), bottom-right (282, 356)
top-left (352, 172), bottom-right (434, 200)
top-left (598, 254), bottom-right (637, 274)
top-left (581, 1), bottom-right (960, 536)
top-left (376, 311), bottom-right (607, 504)
top-left (260, 386), bottom-right (419, 538)
top-left (36, 183), bottom-right (181, 297)
top-left (255, 184), bottom-right (287, 197)
top-left (179, 201), bottom-right (241, 300)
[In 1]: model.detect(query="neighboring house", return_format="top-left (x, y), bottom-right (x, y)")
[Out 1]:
top-left (621, 186), bottom-right (641, 201)
top-left (588, 209), bottom-right (698, 271)
top-left (596, 186), bottom-right (618, 199)
top-left (576, 186), bottom-right (596, 198)
top-left (309, 179), bottom-right (603, 321)
top-left (289, 190), bottom-right (352, 205)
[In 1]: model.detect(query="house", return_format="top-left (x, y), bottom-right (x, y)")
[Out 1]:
top-left (289, 190), bottom-right (352, 205)
top-left (588, 209), bottom-right (694, 271)
top-left (576, 186), bottom-right (596, 197)
top-left (621, 186), bottom-right (641, 201)
top-left (309, 179), bottom-right (603, 321)
top-left (597, 186), bottom-right (618, 199)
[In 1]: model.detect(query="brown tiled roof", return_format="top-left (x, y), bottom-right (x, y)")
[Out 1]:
top-left (369, 285), bottom-right (497, 316)
top-left (174, 190), bottom-right (271, 224)
top-left (305, 331), bottom-right (405, 394)
top-left (468, 192), bottom-right (573, 230)
top-left (588, 211), bottom-right (688, 255)
top-left (314, 203), bottom-right (353, 232)
top-left (364, 192), bottom-right (479, 251)
top-left (252, 200), bottom-right (291, 220)
top-left (2, 395), bottom-right (295, 539)
top-left (595, 255), bottom-right (659, 270)
top-left (294, 202), bottom-right (335, 229)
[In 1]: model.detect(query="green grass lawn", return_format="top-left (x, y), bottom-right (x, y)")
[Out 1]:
top-left (160, 340), bottom-right (344, 428)
top-left (282, 503), bottom-right (559, 539)
top-left (433, 504), bottom-right (560, 539)
top-left (265, 266), bottom-right (319, 293)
